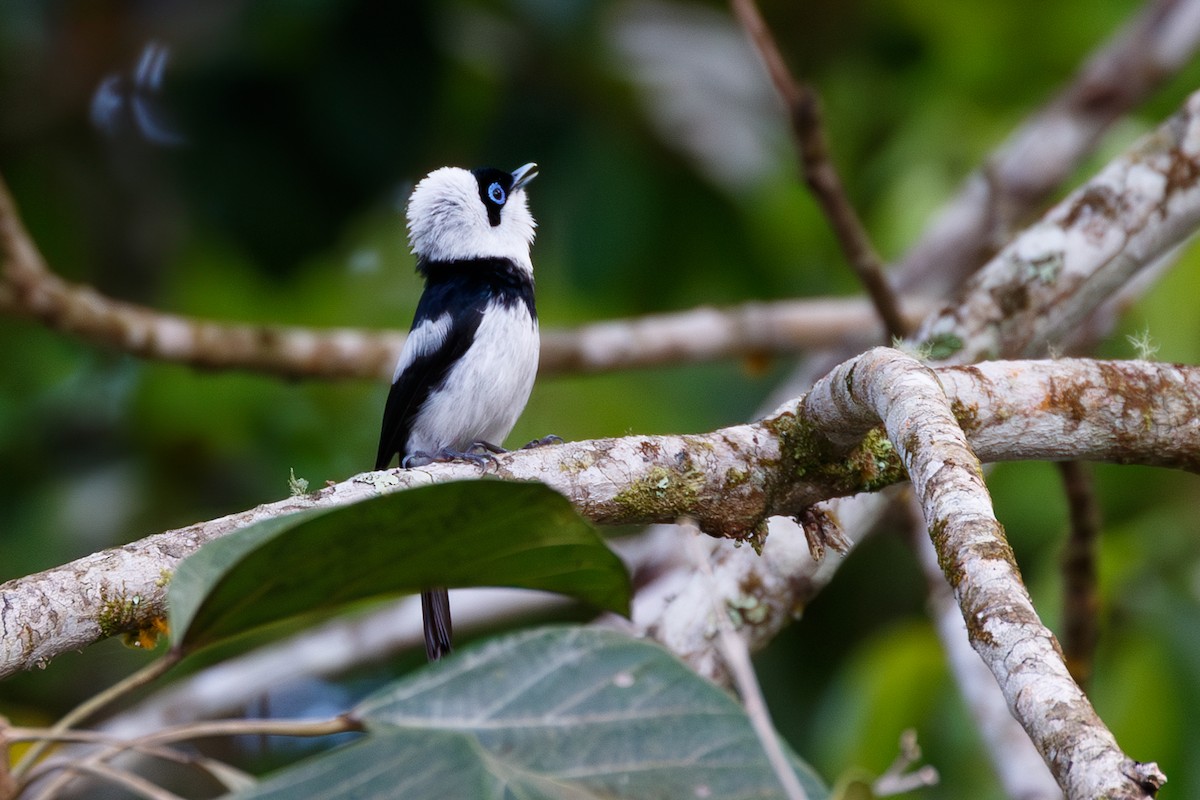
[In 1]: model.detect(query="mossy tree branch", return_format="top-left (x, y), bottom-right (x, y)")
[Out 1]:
top-left (2, 354), bottom-right (1197, 679)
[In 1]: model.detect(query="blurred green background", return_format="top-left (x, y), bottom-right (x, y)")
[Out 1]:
top-left (3, 1), bottom-right (1200, 797)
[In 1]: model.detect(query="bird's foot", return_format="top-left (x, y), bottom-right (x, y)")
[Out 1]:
top-left (402, 447), bottom-right (498, 472)
top-left (468, 440), bottom-right (508, 455)
top-left (520, 434), bottom-right (563, 450)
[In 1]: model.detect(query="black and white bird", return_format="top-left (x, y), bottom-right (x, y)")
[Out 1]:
top-left (375, 162), bottom-right (543, 661)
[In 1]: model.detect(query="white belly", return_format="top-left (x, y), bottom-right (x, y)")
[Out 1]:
top-left (406, 302), bottom-right (540, 454)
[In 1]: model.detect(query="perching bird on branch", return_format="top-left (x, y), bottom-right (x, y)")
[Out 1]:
top-left (375, 162), bottom-right (546, 661)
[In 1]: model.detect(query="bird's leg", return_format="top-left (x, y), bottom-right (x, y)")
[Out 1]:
top-left (401, 451), bottom-right (434, 468)
top-left (520, 434), bottom-right (563, 450)
top-left (441, 446), bottom-right (498, 471)
top-left (402, 448), bottom-right (497, 472)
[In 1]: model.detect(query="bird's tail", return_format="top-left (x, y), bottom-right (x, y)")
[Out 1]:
top-left (421, 588), bottom-right (453, 661)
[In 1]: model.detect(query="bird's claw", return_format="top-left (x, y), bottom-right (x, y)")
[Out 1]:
top-left (401, 438), bottom-right (557, 471)
top-left (453, 448), bottom-right (499, 472)
top-left (401, 451), bottom-right (433, 469)
top-left (521, 434), bottom-right (563, 450)
top-left (402, 447), bottom-right (498, 473)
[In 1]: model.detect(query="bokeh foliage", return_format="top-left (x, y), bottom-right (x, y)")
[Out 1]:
top-left (2, 1), bottom-right (1200, 797)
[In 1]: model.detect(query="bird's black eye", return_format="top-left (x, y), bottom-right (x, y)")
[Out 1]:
top-left (487, 182), bottom-right (506, 205)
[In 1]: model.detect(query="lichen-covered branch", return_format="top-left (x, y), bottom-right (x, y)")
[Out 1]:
top-left (2, 356), bottom-right (1198, 681)
top-left (803, 348), bottom-right (1164, 799)
top-left (917, 87), bottom-right (1200, 363)
top-left (700, 83), bottom-right (1200, 684)
top-left (914, 521), bottom-right (1063, 800)
top-left (895, 0), bottom-right (1200, 297)
top-left (935, 359), bottom-right (1200, 469)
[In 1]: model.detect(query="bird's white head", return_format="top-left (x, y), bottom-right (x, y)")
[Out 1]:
top-left (406, 163), bottom-right (538, 270)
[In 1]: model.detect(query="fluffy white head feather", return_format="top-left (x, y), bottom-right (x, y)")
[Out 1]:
top-left (406, 166), bottom-right (537, 270)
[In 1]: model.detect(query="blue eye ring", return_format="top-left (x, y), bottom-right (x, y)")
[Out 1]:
top-left (487, 182), bottom-right (506, 205)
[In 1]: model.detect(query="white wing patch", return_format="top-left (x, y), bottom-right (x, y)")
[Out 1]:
top-left (392, 313), bottom-right (453, 383)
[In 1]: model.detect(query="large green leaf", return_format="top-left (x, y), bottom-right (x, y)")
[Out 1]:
top-left (230, 627), bottom-right (829, 800)
top-left (169, 482), bottom-right (629, 650)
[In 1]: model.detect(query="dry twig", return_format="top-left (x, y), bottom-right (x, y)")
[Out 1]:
top-left (730, 0), bottom-right (906, 340)
top-left (872, 730), bottom-right (939, 797)
top-left (17, 716), bottom-right (354, 799)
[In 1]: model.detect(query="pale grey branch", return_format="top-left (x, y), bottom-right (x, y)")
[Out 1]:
top-left (803, 348), bottom-right (1163, 799)
top-left (2, 356), bottom-right (1197, 683)
top-left (896, 0), bottom-right (1200, 296)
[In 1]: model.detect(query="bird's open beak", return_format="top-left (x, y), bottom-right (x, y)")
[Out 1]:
top-left (511, 162), bottom-right (539, 192)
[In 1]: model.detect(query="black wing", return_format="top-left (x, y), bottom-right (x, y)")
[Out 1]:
top-left (374, 284), bottom-right (486, 470)
top-left (375, 258), bottom-right (535, 469)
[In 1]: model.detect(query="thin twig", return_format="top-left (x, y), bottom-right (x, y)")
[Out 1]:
top-left (136, 715), bottom-right (360, 747)
top-left (37, 761), bottom-right (185, 800)
top-left (11, 650), bottom-right (181, 782)
top-left (872, 730), bottom-right (939, 797)
top-left (686, 524), bottom-right (808, 800)
top-left (8, 727), bottom-right (243, 791)
top-left (21, 715), bottom-right (356, 799)
top-left (730, 0), bottom-right (907, 340)
top-left (8, 716), bottom-right (352, 746)
top-left (1057, 460), bottom-right (1102, 688)
top-left (6, 727), bottom-right (148, 745)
